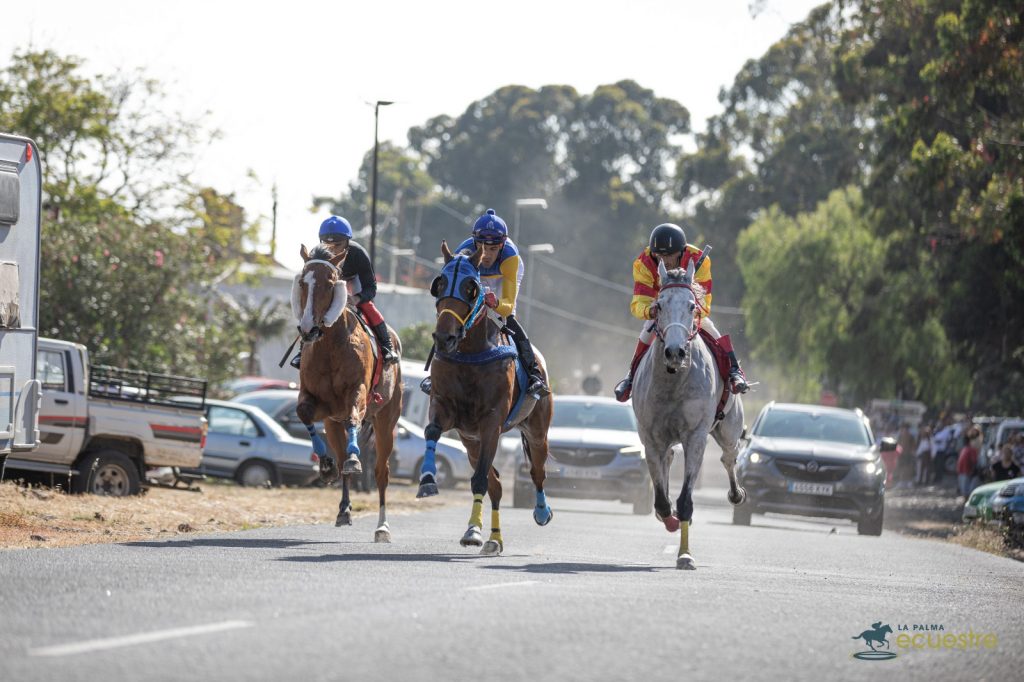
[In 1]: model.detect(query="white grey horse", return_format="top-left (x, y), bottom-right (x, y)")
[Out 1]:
top-left (631, 258), bottom-right (747, 569)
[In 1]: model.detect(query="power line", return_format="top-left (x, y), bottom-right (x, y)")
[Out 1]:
top-left (518, 295), bottom-right (638, 339)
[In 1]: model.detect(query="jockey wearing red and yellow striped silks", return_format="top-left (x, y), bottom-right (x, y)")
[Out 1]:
top-left (630, 245), bottom-right (713, 321)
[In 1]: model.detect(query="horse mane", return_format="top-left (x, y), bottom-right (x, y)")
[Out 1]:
top-left (664, 267), bottom-right (707, 310)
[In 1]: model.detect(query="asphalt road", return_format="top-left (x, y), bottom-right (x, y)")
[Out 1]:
top-left (1, 486), bottom-right (1021, 682)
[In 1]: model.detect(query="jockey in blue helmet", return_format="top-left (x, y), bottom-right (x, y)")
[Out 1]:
top-left (452, 208), bottom-right (549, 398)
top-left (289, 215), bottom-right (399, 369)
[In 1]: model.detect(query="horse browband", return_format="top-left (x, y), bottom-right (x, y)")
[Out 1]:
top-left (305, 258), bottom-right (339, 275)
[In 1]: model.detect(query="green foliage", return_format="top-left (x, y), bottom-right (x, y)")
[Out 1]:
top-left (0, 49), bottom-right (252, 386)
top-left (398, 322), bottom-right (434, 364)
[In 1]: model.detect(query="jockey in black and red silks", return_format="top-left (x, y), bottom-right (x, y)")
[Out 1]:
top-left (290, 216), bottom-right (399, 369)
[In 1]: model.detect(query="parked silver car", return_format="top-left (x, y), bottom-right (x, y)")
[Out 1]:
top-left (232, 386), bottom-right (473, 488)
top-left (512, 395), bottom-right (652, 514)
top-left (175, 398), bottom-right (319, 487)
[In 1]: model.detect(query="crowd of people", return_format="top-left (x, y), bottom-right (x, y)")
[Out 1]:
top-left (871, 413), bottom-right (1024, 499)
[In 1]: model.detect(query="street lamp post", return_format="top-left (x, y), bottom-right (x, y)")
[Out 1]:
top-left (370, 100), bottom-right (394, 269)
top-left (388, 248), bottom-right (415, 284)
top-left (523, 243), bottom-right (554, 328)
top-left (512, 197), bottom-right (548, 245)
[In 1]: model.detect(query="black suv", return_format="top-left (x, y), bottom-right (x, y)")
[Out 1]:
top-left (734, 402), bottom-right (891, 535)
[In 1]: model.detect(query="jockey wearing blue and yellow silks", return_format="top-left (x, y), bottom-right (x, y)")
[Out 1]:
top-left (455, 208), bottom-right (550, 398)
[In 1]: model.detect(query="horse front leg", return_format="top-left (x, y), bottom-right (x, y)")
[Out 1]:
top-left (462, 423), bottom-right (503, 551)
top-left (674, 430), bottom-right (709, 571)
top-left (297, 392), bottom-right (337, 483)
top-left (459, 439), bottom-right (484, 548)
top-left (340, 392), bottom-right (367, 475)
top-left (323, 421), bottom-right (354, 526)
top-left (641, 435), bottom-right (676, 531)
top-left (481, 467), bottom-right (503, 556)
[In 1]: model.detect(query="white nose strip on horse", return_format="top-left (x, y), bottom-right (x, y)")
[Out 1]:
top-left (300, 270), bottom-right (317, 334)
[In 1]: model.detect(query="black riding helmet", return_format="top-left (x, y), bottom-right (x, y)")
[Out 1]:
top-left (649, 223), bottom-right (687, 256)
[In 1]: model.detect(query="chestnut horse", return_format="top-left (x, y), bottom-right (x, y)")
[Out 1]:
top-left (292, 244), bottom-right (402, 542)
top-left (417, 242), bottom-right (553, 555)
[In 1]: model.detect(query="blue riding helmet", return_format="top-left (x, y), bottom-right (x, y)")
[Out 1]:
top-left (319, 216), bottom-right (353, 243)
top-left (472, 208), bottom-right (508, 245)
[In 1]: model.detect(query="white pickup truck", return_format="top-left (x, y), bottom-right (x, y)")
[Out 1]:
top-left (2, 337), bottom-right (208, 495)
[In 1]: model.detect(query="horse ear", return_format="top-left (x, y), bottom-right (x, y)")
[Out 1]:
top-left (300, 244), bottom-right (310, 261)
top-left (657, 258), bottom-right (669, 283)
top-left (685, 258), bottom-right (695, 282)
top-left (441, 240), bottom-right (453, 264)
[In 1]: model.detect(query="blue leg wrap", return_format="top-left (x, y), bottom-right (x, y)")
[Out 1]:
top-left (421, 440), bottom-right (437, 481)
top-left (306, 424), bottom-right (326, 457)
top-left (533, 490), bottom-right (553, 526)
top-left (346, 425), bottom-right (360, 456)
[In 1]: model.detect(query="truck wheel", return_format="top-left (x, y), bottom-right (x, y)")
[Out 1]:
top-left (73, 450), bottom-right (141, 496)
top-left (236, 460), bottom-right (279, 488)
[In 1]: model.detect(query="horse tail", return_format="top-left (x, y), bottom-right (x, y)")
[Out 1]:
top-left (520, 432), bottom-right (532, 466)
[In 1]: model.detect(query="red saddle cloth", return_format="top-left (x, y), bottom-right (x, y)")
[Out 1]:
top-left (698, 328), bottom-right (733, 419)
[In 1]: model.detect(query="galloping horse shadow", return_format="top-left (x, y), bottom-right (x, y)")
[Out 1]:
top-left (417, 242), bottom-right (554, 555)
top-left (291, 244), bottom-right (402, 543)
top-left (631, 258), bottom-right (747, 569)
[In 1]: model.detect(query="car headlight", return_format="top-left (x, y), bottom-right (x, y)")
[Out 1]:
top-left (863, 460), bottom-right (881, 475)
top-left (998, 484), bottom-right (1019, 498)
top-left (618, 445), bottom-right (645, 459)
top-left (748, 451), bottom-right (770, 464)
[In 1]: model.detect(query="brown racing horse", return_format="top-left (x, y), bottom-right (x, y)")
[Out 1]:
top-left (292, 244), bottom-right (402, 542)
top-left (416, 242), bottom-right (553, 555)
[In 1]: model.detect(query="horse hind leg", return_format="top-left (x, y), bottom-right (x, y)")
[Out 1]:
top-left (712, 410), bottom-right (747, 506)
top-left (372, 411), bottom-right (396, 543)
top-left (416, 422), bottom-right (444, 498)
top-left (335, 474), bottom-right (353, 526)
top-left (522, 429), bottom-right (553, 527)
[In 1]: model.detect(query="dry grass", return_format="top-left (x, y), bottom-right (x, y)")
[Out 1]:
top-left (949, 523), bottom-right (1024, 561)
top-left (0, 479), bottom-right (450, 550)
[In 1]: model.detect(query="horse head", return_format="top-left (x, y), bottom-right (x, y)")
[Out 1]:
top-left (430, 241), bottom-right (485, 353)
top-left (293, 243), bottom-right (348, 344)
top-left (656, 258), bottom-right (702, 371)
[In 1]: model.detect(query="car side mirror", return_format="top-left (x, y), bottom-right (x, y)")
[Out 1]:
top-left (879, 437), bottom-right (898, 453)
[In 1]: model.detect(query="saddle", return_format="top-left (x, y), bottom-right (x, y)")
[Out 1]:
top-left (698, 328), bottom-right (734, 421)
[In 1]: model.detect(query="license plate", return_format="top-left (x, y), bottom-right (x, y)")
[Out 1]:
top-left (789, 481), bottom-right (834, 496)
top-left (559, 465), bottom-right (603, 480)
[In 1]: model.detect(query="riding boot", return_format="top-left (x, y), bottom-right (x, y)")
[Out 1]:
top-left (718, 335), bottom-right (749, 394)
top-left (614, 340), bottom-right (650, 403)
top-left (371, 322), bottom-right (399, 365)
top-left (289, 343), bottom-right (303, 370)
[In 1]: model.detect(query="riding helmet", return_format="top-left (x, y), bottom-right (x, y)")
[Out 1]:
top-left (649, 223), bottom-right (687, 255)
top-left (319, 215), bottom-right (353, 242)
top-left (472, 209), bottom-right (508, 245)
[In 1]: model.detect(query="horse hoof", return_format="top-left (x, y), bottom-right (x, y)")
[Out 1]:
top-left (460, 526), bottom-right (483, 547)
top-left (374, 528), bottom-right (391, 543)
top-left (319, 456), bottom-right (339, 483)
top-left (533, 505), bottom-right (553, 526)
top-left (341, 456), bottom-right (362, 475)
top-left (663, 515), bottom-right (680, 533)
top-left (676, 554), bottom-right (696, 570)
top-left (417, 481), bottom-right (439, 498)
top-left (335, 510), bottom-right (352, 527)
top-left (480, 539), bottom-right (502, 556)
top-left (728, 487), bottom-right (747, 506)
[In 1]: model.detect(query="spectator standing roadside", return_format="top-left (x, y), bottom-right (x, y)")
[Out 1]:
top-left (896, 423), bottom-right (917, 488)
top-left (915, 425), bottom-right (935, 487)
top-left (991, 444), bottom-right (1022, 482)
top-left (957, 427), bottom-right (982, 499)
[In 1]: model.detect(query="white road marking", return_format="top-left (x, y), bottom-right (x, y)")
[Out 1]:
top-left (465, 580), bottom-right (539, 592)
top-left (28, 620), bottom-right (255, 657)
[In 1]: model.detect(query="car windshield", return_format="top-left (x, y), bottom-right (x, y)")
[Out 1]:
top-left (551, 401), bottom-right (637, 431)
top-left (756, 409), bottom-right (870, 446)
top-left (234, 393), bottom-right (293, 416)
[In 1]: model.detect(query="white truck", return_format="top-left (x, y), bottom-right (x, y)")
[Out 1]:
top-left (3, 337), bottom-right (208, 495)
top-left (0, 133), bottom-right (43, 478)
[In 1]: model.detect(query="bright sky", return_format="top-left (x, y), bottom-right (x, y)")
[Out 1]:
top-left (4, 0), bottom-right (822, 271)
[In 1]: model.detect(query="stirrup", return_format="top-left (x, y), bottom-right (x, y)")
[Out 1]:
top-left (289, 354), bottom-right (301, 370)
top-left (730, 371), bottom-right (749, 395)
top-left (381, 348), bottom-right (399, 365)
top-left (419, 377), bottom-right (432, 395)
top-left (614, 377), bottom-right (632, 402)
top-left (528, 376), bottom-right (550, 398)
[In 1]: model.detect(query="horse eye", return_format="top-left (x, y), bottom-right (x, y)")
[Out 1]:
top-left (689, 303), bottom-right (696, 312)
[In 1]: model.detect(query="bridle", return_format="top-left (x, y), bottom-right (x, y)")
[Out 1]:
top-left (297, 258), bottom-right (344, 343)
top-left (654, 281), bottom-right (707, 344)
top-left (432, 255), bottom-right (486, 343)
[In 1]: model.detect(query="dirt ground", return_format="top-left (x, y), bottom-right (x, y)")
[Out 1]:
top-left (0, 479), bottom-right (450, 550)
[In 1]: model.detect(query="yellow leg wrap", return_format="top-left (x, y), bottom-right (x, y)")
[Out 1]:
top-left (468, 494), bottom-right (484, 529)
top-left (489, 509), bottom-right (503, 545)
top-left (678, 520), bottom-right (690, 557)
